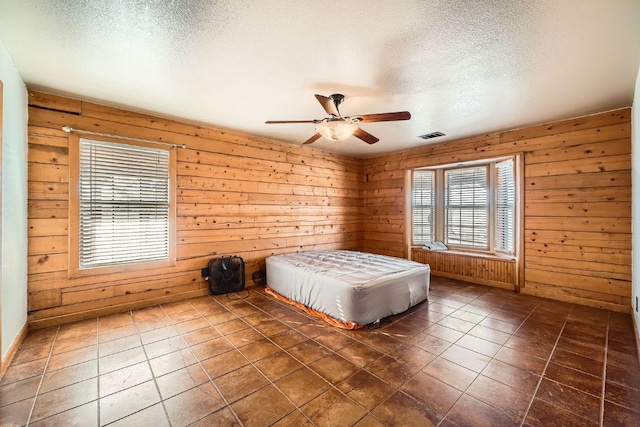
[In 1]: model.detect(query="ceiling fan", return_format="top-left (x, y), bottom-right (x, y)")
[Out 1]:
top-left (265, 94), bottom-right (411, 145)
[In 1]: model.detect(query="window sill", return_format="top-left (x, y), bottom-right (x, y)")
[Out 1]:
top-left (68, 258), bottom-right (177, 279)
top-left (412, 247), bottom-right (516, 262)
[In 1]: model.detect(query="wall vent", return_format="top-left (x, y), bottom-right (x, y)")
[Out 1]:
top-left (419, 131), bottom-right (445, 140)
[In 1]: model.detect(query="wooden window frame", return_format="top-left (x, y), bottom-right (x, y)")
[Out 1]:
top-left (68, 133), bottom-right (177, 278)
top-left (494, 158), bottom-right (517, 255)
top-left (409, 155), bottom-right (521, 258)
top-left (411, 169), bottom-right (436, 244)
top-left (443, 164), bottom-right (490, 250)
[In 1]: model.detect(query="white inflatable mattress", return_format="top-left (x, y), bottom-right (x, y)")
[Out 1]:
top-left (266, 250), bottom-right (430, 325)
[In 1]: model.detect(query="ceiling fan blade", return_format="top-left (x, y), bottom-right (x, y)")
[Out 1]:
top-left (355, 111), bottom-right (411, 123)
top-left (353, 128), bottom-right (379, 144)
top-left (303, 133), bottom-right (322, 145)
top-left (265, 120), bottom-right (317, 124)
top-left (314, 94), bottom-right (339, 117)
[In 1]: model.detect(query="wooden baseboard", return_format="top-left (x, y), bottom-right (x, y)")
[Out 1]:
top-left (0, 323), bottom-right (28, 379)
top-left (520, 287), bottom-right (629, 314)
top-left (430, 271), bottom-right (516, 291)
top-left (29, 283), bottom-right (262, 329)
top-left (28, 288), bottom-right (210, 329)
top-left (632, 311), bottom-right (640, 364)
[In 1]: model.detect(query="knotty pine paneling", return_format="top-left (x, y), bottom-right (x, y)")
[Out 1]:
top-left (27, 91), bottom-right (364, 327)
top-left (365, 109), bottom-right (632, 313)
top-left (412, 249), bottom-right (517, 290)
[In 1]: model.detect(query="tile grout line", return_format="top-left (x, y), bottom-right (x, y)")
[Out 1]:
top-left (201, 294), bottom-right (316, 424)
top-left (431, 290), bottom-right (542, 426)
top-left (28, 317), bottom-right (141, 425)
top-left (410, 296), bottom-right (499, 427)
top-left (212, 290), bottom-right (409, 425)
top-left (190, 294), bottom-right (347, 426)
top-left (370, 302), bottom-right (496, 427)
top-left (130, 309), bottom-right (176, 427)
top-left (245, 290), bottom-right (452, 425)
top-left (95, 288), bottom-right (443, 427)
top-left (518, 305), bottom-right (574, 427)
top-left (224, 291), bottom-right (396, 422)
top-left (353, 304), bottom-right (453, 426)
top-left (599, 311), bottom-right (610, 427)
top-left (95, 317), bottom-right (100, 427)
top-left (361, 287), bottom-right (517, 426)
top-left (24, 325), bottom-right (60, 426)
top-left (80, 295), bottom-right (312, 426)
top-left (14, 283), bottom-right (604, 427)
top-left (11, 286), bottom-right (474, 427)
top-left (158, 301), bottom-right (247, 427)
top-left (223, 291), bottom-right (363, 424)
top-left (74, 287), bottom-right (523, 424)
top-left (89, 310), bottom-right (173, 426)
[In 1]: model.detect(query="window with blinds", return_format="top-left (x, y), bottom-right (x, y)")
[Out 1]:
top-left (495, 159), bottom-right (515, 254)
top-left (445, 166), bottom-right (489, 248)
top-left (412, 170), bottom-right (435, 244)
top-left (79, 138), bottom-right (170, 269)
top-left (411, 156), bottom-right (518, 254)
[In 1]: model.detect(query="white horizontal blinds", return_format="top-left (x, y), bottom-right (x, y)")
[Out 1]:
top-left (79, 138), bottom-right (170, 269)
top-left (445, 166), bottom-right (488, 248)
top-left (495, 159), bottom-right (516, 253)
top-left (412, 170), bottom-right (435, 244)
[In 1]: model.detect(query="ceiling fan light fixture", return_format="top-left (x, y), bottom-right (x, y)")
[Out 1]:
top-left (315, 119), bottom-right (358, 141)
top-left (266, 93), bottom-right (411, 145)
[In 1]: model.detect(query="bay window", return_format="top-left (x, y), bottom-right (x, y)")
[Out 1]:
top-left (412, 156), bottom-right (518, 255)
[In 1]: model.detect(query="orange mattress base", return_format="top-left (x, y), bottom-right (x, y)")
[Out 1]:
top-left (264, 286), bottom-right (364, 330)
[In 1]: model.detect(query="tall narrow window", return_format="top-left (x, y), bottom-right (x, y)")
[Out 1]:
top-left (412, 170), bottom-right (435, 244)
top-left (78, 138), bottom-right (171, 269)
top-left (444, 166), bottom-right (488, 248)
top-left (495, 158), bottom-right (515, 254)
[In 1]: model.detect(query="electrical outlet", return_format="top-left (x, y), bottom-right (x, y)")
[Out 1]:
top-left (201, 267), bottom-right (209, 278)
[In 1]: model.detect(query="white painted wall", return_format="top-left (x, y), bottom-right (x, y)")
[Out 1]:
top-left (0, 39), bottom-right (28, 358)
top-left (633, 65), bottom-right (640, 338)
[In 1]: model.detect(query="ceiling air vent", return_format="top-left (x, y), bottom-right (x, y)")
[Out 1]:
top-left (419, 131), bottom-right (445, 140)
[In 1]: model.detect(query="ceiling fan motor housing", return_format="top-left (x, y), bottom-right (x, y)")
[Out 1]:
top-left (329, 93), bottom-right (346, 110)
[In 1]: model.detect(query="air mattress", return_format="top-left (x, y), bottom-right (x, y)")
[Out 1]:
top-left (266, 250), bottom-right (430, 325)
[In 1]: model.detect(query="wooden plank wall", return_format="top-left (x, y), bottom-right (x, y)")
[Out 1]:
top-left (27, 91), bottom-right (364, 327)
top-left (412, 249), bottom-right (517, 290)
top-left (364, 109), bottom-right (632, 313)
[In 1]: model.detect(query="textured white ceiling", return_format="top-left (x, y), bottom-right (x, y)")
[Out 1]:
top-left (1, 0), bottom-right (639, 158)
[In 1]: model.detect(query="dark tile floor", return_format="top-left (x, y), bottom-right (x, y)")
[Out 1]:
top-left (1, 277), bottom-right (639, 426)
